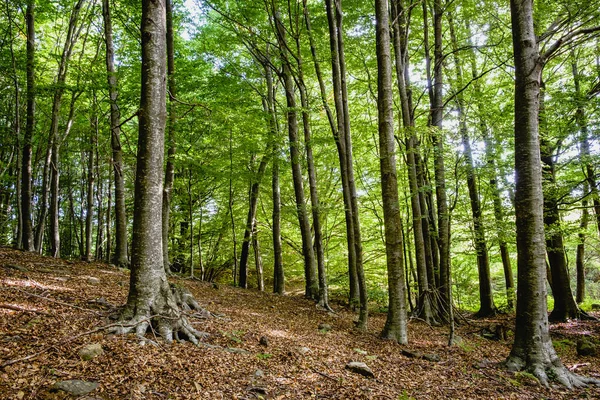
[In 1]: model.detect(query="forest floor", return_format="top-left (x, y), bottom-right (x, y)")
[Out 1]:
top-left (0, 247), bottom-right (599, 399)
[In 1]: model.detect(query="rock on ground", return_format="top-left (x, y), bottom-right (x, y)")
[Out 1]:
top-left (52, 380), bottom-right (99, 396)
top-left (345, 361), bottom-right (374, 378)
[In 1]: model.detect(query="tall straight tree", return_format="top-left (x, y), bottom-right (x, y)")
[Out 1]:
top-left (506, 0), bottom-right (598, 387)
top-left (20, 0), bottom-right (35, 252)
top-left (375, 0), bottom-right (407, 344)
top-left (113, 0), bottom-right (204, 343)
top-left (391, 0), bottom-right (432, 322)
top-left (272, 4), bottom-right (318, 300)
top-left (322, 0), bottom-right (367, 327)
top-left (448, 14), bottom-right (496, 317)
top-left (162, 0), bottom-right (176, 275)
top-left (102, 0), bottom-right (128, 268)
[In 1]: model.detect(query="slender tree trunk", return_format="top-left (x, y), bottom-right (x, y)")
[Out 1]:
top-left (574, 58), bottom-right (590, 304)
top-left (162, 0), bottom-right (176, 275)
top-left (239, 152), bottom-right (270, 288)
top-left (448, 14), bottom-right (496, 317)
top-left (252, 230), bottom-right (264, 291)
top-left (273, 6), bottom-right (318, 300)
top-left (21, 0), bottom-right (35, 252)
top-left (538, 83), bottom-right (580, 322)
top-left (293, 29), bottom-right (329, 309)
top-left (321, 0), bottom-right (358, 307)
top-left (229, 130), bottom-right (238, 286)
top-left (375, 0), bottom-right (407, 344)
top-left (391, 0), bottom-right (432, 322)
top-left (85, 93), bottom-right (98, 262)
top-left (267, 68), bottom-right (284, 295)
top-left (7, 1), bottom-right (22, 249)
top-left (102, 0), bottom-right (128, 268)
top-left (428, 0), bottom-right (451, 315)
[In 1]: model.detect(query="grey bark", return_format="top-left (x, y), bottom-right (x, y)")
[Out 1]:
top-left (114, 0), bottom-right (205, 344)
top-left (448, 14), bottom-right (496, 317)
top-left (376, 0), bottom-right (407, 344)
top-left (505, 0), bottom-right (596, 387)
top-left (322, 0), bottom-right (367, 326)
top-left (273, 6), bottom-right (318, 300)
top-left (391, 0), bottom-right (432, 323)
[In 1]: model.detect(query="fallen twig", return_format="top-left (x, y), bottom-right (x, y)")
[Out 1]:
top-left (0, 303), bottom-right (52, 316)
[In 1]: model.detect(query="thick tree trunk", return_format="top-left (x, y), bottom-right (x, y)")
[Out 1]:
top-left (102, 0), bottom-right (128, 268)
top-left (113, 0), bottom-right (206, 344)
top-left (162, 0), bottom-right (176, 275)
top-left (21, 0), bottom-right (35, 252)
top-left (376, 0), bottom-right (407, 344)
top-left (273, 7), bottom-right (318, 300)
top-left (505, 0), bottom-right (594, 387)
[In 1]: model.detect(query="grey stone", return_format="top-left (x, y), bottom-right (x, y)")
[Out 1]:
top-left (52, 380), bottom-right (99, 396)
top-left (345, 361), bottom-right (374, 378)
top-left (254, 369), bottom-right (265, 378)
top-left (577, 338), bottom-right (597, 356)
top-left (423, 353), bottom-right (441, 362)
top-left (318, 323), bottom-right (332, 331)
top-left (79, 343), bottom-right (104, 361)
top-left (87, 277), bottom-right (100, 285)
top-left (2, 335), bottom-right (23, 342)
top-left (297, 346), bottom-right (311, 355)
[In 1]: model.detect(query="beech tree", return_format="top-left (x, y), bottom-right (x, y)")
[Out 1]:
top-left (112, 0), bottom-right (205, 342)
top-left (506, 0), bottom-right (599, 387)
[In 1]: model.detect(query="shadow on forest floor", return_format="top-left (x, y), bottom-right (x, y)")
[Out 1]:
top-left (0, 246), bottom-right (599, 399)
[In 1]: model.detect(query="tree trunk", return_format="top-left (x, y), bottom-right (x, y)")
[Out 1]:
top-left (428, 0), bottom-right (451, 316)
top-left (391, 0), bottom-right (432, 323)
top-left (505, 0), bottom-right (594, 387)
top-left (85, 96), bottom-right (97, 262)
top-left (448, 14), bottom-right (496, 317)
top-left (273, 6), bottom-right (318, 300)
top-left (574, 58), bottom-right (589, 304)
top-left (102, 0), bottom-right (128, 268)
top-left (162, 0), bottom-right (176, 275)
top-left (268, 68), bottom-right (284, 295)
top-left (113, 0), bottom-right (206, 344)
top-left (321, 0), bottom-right (358, 307)
top-left (239, 152), bottom-right (270, 288)
top-left (20, 0), bottom-right (35, 252)
top-left (229, 130), bottom-right (238, 286)
top-left (375, 0), bottom-right (407, 344)
top-left (293, 28), bottom-right (329, 309)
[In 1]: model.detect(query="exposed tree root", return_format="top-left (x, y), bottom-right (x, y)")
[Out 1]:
top-left (505, 355), bottom-right (600, 389)
top-left (110, 284), bottom-right (210, 345)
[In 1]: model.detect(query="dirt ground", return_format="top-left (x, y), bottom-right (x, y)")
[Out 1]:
top-left (0, 246), bottom-right (599, 399)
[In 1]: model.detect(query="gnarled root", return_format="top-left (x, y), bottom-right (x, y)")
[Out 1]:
top-left (109, 284), bottom-right (209, 345)
top-left (505, 355), bottom-right (600, 388)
